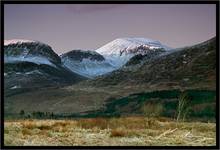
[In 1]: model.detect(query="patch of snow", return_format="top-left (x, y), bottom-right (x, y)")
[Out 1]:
top-left (4, 39), bottom-right (36, 46)
top-left (206, 51), bottom-right (212, 55)
top-left (104, 53), bottom-right (134, 68)
top-left (62, 57), bottom-right (115, 78)
top-left (183, 78), bottom-right (189, 81)
top-left (4, 56), bottom-right (57, 68)
top-left (4, 39), bottom-right (51, 49)
top-left (10, 85), bottom-right (21, 89)
top-left (25, 70), bottom-right (43, 75)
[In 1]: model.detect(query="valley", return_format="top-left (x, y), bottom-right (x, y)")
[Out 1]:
top-left (3, 37), bottom-right (217, 146)
top-left (3, 3), bottom-right (217, 147)
top-left (4, 37), bottom-right (216, 122)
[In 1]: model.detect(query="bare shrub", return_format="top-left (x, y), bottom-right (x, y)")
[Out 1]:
top-left (110, 128), bottom-right (126, 137)
top-left (176, 92), bottom-right (191, 122)
top-left (37, 124), bottom-right (51, 130)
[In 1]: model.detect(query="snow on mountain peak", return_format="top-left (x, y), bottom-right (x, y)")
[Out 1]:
top-left (4, 39), bottom-right (54, 49)
top-left (96, 38), bottom-right (170, 55)
top-left (96, 37), bottom-right (171, 67)
top-left (4, 39), bottom-right (37, 46)
top-left (4, 39), bottom-right (61, 67)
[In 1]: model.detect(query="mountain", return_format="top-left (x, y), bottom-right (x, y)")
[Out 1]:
top-left (4, 39), bottom-right (86, 96)
top-left (60, 38), bottom-right (170, 78)
top-left (60, 37), bottom-right (215, 118)
top-left (4, 39), bottom-right (61, 65)
top-left (4, 37), bottom-right (216, 121)
top-left (60, 50), bottom-right (115, 78)
top-left (96, 38), bottom-right (170, 68)
top-left (87, 37), bottom-right (216, 90)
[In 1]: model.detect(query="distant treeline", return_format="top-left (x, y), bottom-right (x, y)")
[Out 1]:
top-left (5, 89), bottom-right (216, 122)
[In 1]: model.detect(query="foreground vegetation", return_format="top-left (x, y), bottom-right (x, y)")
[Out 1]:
top-left (4, 117), bottom-right (216, 146)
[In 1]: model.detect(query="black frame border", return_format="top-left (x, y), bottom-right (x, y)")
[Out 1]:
top-left (0, 0), bottom-right (219, 149)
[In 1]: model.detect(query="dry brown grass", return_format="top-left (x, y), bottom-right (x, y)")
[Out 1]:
top-left (110, 128), bottom-right (142, 138)
top-left (77, 118), bottom-right (109, 130)
top-left (4, 117), bottom-right (216, 146)
top-left (110, 128), bottom-right (127, 137)
top-left (21, 120), bottom-right (36, 129)
top-left (21, 128), bottom-right (32, 135)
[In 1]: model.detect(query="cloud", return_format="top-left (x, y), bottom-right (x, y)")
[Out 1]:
top-left (65, 4), bottom-right (126, 14)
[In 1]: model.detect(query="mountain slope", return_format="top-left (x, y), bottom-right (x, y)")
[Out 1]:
top-left (61, 50), bottom-right (116, 78)
top-left (86, 37), bottom-right (216, 90)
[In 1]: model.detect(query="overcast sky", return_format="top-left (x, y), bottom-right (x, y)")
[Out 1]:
top-left (4, 4), bottom-right (216, 54)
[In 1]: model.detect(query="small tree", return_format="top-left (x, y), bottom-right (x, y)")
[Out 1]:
top-left (19, 110), bottom-right (25, 117)
top-left (50, 112), bottom-right (54, 118)
top-left (26, 114), bottom-right (31, 119)
top-left (176, 92), bottom-right (191, 122)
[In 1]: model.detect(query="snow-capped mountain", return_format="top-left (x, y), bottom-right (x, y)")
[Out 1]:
top-left (4, 39), bottom-right (61, 66)
top-left (4, 38), bottom-right (171, 81)
top-left (60, 37), bottom-right (171, 78)
top-left (61, 50), bottom-right (115, 78)
top-left (4, 39), bottom-right (86, 92)
top-left (96, 38), bottom-right (171, 68)
top-left (88, 37), bottom-right (216, 89)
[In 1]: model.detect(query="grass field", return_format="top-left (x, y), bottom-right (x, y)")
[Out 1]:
top-left (4, 117), bottom-right (216, 146)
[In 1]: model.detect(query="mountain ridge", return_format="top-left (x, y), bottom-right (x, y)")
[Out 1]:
top-left (82, 36), bottom-right (216, 90)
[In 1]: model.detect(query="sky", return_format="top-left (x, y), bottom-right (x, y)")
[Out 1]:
top-left (4, 4), bottom-right (216, 54)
